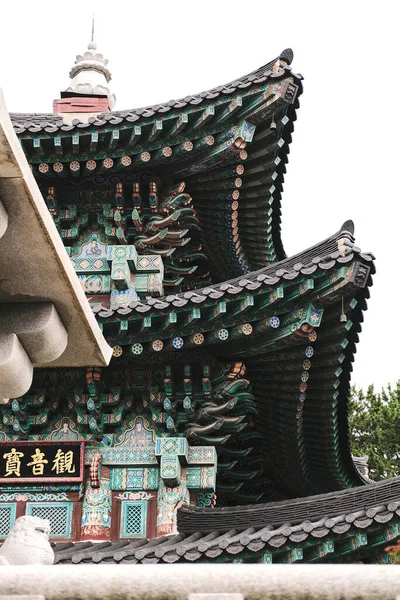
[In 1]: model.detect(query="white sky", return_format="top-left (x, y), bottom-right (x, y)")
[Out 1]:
top-left (1, 0), bottom-right (399, 391)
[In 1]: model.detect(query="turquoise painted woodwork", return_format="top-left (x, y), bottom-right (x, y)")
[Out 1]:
top-left (0, 503), bottom-right (17, 538)
top-left (120, 501), bottom-right (147, 538)
top-left (26, 501), bottom-right (73, 539)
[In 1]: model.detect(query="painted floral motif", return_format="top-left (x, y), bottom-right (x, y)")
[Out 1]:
top-left (242, 323), bottom-right (253, 335)
top-left (235, 177), bottom-right (243, 188)
top-left (152, 340), bottom-right (163, 352)
top-left (39, 163), bottom-right (49, 173)
top-left (131, 343), bottom-right (143, 355)
top-left (236, 164), bottom-right (244, 175)
top-left (232, 190), bottom-right (240, 200)
top-left (83, 160), bottom-right (95, 171)
top-left (299, 382), bottom-right (307, 392)
top-left (303, 359), bottom-right (311, 370)
top-left (305, 346), bottom-right (314, 358)
top-left (231, 200), bottom-right (239, 210)
top-left (173, 337), bottom-right (184, 349)
top-left (162, 147), bottom-right (173, 157)
top-left (188, 447), bottom-right (215, 463)
top-left (112, 345), bottom-right (123, 357)
top-left (103, 157), bottom-right (113, 169)
top-left (193, 333), bottom-right (204, 345)
top-left (121, 155), bottom-right (131, 166)
top-left (269, 316), bottom-right (280, 328)
top-left (53, 162), bottom-right (63, 173)
top-left (70, 161), bottom-right (80, 171)
top-left (240, 149), bottom-right (248, 160)
top-left (308, 330), bottom-right (318, 342)
top-left (0, 492), bottom-right (68, 502)
top-left (141, 152), bottom-right (151, 162)
top-left (183, 141), bottom-right (193, 151)
top-left (218, 328), bottom-right (229, 341)
top-left (301, 372), bottom-right (309, 382)
top-left (81, 477), bottom-right (112, 539)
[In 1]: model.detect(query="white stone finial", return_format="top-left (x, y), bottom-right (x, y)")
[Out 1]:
top-left (64, 32), bottom-right (116, 109)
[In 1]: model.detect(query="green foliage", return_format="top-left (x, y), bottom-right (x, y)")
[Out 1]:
top-left (349, 383), bottom-right (400, 480)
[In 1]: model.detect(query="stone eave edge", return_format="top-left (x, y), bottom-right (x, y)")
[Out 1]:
top-left (0, 89), bottom-right (112, 369)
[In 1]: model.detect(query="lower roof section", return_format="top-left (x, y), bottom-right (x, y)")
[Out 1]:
top-left (178, 475), bottom-right (400, 533)
top-left (49, 476), bottom-right (400, 565)
top-left (94, 220), bottom-right (374, 499)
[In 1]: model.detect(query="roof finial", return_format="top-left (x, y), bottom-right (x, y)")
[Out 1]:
top-left (91, 12), bottom-right (95, 43)
top-left (60, 29), bottom-right (116, 112)
top-left (88, 13), bottom-right (96, 50)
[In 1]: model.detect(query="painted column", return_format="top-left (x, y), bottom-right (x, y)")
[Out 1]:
top-left (155, 437), bottom-right (189, 537)
top-left (154, 438), bottom-right (217, 537)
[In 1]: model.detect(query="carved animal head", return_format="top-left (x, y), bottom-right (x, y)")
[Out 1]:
top-left (9, 515), bottom-right (51, 540)
top-left (0, 515), bottom-right (54, 565)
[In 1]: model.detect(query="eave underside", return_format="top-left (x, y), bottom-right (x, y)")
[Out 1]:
top-left (92, 222), bottom-right (374, 500)
top-left (10, 51), bottom-right (303, 283)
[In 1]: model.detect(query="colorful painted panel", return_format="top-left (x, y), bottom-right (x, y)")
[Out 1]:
top-left (155, 437), bottom-right (188, 461)
top-left (187, 446), bottom-right (217, 465)
top-left (186, 467), bottom-right (216, 491)
top-left (85, 447), bottom-right (157, 466)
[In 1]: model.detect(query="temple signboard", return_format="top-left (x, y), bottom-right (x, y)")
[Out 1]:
top-left (0, 441), bottom-right (84, 483)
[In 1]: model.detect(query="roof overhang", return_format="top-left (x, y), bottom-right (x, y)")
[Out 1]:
top-left (0, 90), bottom-right (112, 401)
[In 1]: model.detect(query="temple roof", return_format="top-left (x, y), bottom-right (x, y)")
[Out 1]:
top-left (92, 221), bottom-right (374, 499)
top-left (5, 49), bottom-right (377, 501)
top-left (48, 476), bottom-right (400, 564)
top-left (10, 49), bottom-right (302, 279)
top-left (10, 49), bottom-right (296, 132)
top-left (94, 220), bottom-right (371, 319)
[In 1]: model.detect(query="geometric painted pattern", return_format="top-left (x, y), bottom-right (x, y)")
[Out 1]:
top-left (120, 501), bottom-right (147, 538)
top-left (26, 502), bottom-right (72, 538)
top-left (0, 503), bottom-right (16, 538)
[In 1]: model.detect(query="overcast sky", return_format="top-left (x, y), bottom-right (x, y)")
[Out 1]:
top-left (1, 0), bottom-right (398, 390)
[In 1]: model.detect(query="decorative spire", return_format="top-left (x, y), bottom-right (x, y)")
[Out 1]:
top-left (91, 12), bottom-right (95, 43)
top-left (63, 34), bottom-right (116, 110)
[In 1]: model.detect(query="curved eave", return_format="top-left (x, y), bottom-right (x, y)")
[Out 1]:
top-left (94, 221), bottom-right (374, 498)
top-left (178, 475), bottom-right (400, 532)
top-left (10, 49), bottom-right (303, 279)
top-left (41, 476), bottom-right (400, 564)
top-left (10, 49), bottom-right (296, 134)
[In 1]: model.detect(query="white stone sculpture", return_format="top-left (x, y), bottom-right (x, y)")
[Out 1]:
top-left (0, 515), bottom-right (54, 565)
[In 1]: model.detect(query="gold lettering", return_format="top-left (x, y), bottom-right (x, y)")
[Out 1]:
top-left (27, 448), bottom-right (49, 476)
top-left (3, 448), bottom-right (24, 477)
top-left (51, 449), bottom-right (76, 475)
